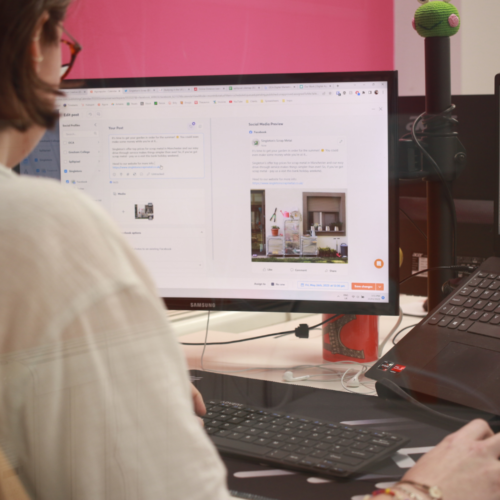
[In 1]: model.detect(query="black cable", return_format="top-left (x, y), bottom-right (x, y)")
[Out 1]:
top-left (181, 314), bottom-right (340, 346)
top-left (411, 108), bottom-right (458, 264)
top-left (392, 324), bottom-right (419, 345)
top-left (399, 206), bottom-right (427, 241)
top-left (399, 264), bottom-right (475, 286)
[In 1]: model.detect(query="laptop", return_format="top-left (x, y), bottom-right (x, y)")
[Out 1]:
top-left (366, 75), bottom-right (500, 417)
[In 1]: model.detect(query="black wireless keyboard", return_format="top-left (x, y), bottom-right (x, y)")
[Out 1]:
top-left (203, 399), bottom-right (409, 477)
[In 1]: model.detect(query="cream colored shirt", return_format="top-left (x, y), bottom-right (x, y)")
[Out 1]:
top-left (0, 164), bottom-right (230, 500)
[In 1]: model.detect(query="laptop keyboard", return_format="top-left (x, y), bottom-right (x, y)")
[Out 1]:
top-left (203, 399), bottom-right (409, 477)
top-left (428, 271), bottom-right (500, 340)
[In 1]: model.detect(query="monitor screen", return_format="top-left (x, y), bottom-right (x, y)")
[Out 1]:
top-left (21, 72), bottom-right (399, 315)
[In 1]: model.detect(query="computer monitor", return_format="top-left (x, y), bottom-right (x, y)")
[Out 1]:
top-left (21, 72), bottom-right (399, 315)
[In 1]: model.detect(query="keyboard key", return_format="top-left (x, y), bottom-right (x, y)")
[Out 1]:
top-left (479, 279), bottom-right (492, 288)
top-left (337, 439), bottom-right (354, 447)
top-left (490, 315), bottom-right (500, 325)
top-left (371, 438), bottom-right (391, 446)
top-left (284, 454), bottom-right (302, 463)
top-left (346, 449), bottom-right (374, 459)
top-left (428, 314), bottom-right (443, 325)
top-left (470, 311), bottom-right (483, 321)
top-left (354, 434), bottom-right (371, 442)
top-left (449, 296), bottom-right (467, 306)
top-left (325, 429), bottom-right (343, 436)
top-left (488, 281), bottom-right (500, 291)
top-left (282, 444), bottom-right (298, 451)
top-left (459, 309), bottom-right (473, 318)
top-left (468, 322), bottom-right (500, 339)
top-left (268, 440), bottom-right (284, 448)
top-left (246, 428), bottom-right (261, 436)
top-left (473, 300), bottom-right (487, 310)
top-left (366, 445), bottom-right (383, 453)
top-left (296, 430), bottom-right (311, 438)
top-left (470, 288), bottom-right (483, 298)
top-left (447, 307), bottom-right (463, 316)
top-left (330, 445), bottom-right (347, 453)
top-left (480, 312), bottom-right (493, 323)
top-left (266, 449), bottom-right (288, 460)
top-left (256, 438), bottom-right (271, 446)
top-left (439, 304), bottom-right (454, 314)
top-left (242, 435), bottom-right (258, 443)
top-left (458, 320), bottom-right (473, 331)
top-left (311, 450), bottom-right (327, 458)
top-left (324, 436), bottom-right (338, 444)
top-left (300, 439), bottom-right (317, 447)
top-left (478, 272), bottom-right (489, 278)
top-left (352, 442), bottom-right (369, 450)
top-left (468, 277), bottom-right (482, 287)
top-left (315, 443), bottom-right (331, 451)
top-left (437, 316), bottom-right (453, 327)
top-left (296, 446), bottom-right (313, 455)
top-left (488, 274), bottom-right (498, 280)
top-left (464, 298), bottom-right (478, 307)
top-left (448, 319), bottom-right (461, 329)
top-left (481, 291), bottom-right (494, 300)
top-left (484, 302), bottom-right (497, 312)
top-left (336, 456), bottom-right (362, 466)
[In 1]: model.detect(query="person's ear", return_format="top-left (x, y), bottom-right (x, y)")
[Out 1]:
top-left (30, 12), bottom-right (50, 69)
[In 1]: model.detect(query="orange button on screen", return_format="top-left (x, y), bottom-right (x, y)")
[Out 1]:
top-left (376, 284), bottom-right (384, 291)
top-left (374, 259), bottom-right (384, 269)
top-left (352, 283), bottom-right (376, 291)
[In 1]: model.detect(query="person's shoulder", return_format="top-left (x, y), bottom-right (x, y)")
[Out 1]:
top-left (0, 175), bottom-right (144, 285)
top-left (0, 175), bottom-right (114, 233)
top-left (0, 174), bottom-right (131, 260)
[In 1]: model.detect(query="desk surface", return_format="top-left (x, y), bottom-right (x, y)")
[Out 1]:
top-left (179, 295), bottom-right (425, 392)
top-left (177, 295), bottom-right (428, 500)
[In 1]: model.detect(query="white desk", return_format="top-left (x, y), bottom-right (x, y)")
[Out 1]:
top-left (179, 295), bottom-right (425, 393)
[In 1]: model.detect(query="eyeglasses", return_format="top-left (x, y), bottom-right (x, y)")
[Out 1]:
top-left (60, 27), bottom-right (82, 80)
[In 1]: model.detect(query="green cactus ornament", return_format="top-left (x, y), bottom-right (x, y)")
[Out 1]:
top-left (413, 0), bottom-right (460, 38)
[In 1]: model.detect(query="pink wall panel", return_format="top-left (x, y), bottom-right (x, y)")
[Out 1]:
top-left (65, 0), bottom-right (394, 80)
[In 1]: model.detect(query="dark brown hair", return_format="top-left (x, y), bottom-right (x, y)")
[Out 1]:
top-left (0, 0), bottom-right (72, 131)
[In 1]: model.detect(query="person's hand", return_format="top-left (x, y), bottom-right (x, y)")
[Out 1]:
top-left (399, 419), bottom-right (500, 500)
top-left (191, 383), bottom-right (206, 426)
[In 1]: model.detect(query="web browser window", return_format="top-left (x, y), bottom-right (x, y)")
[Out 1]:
top-left (55, 80), bottom-right (390, 305)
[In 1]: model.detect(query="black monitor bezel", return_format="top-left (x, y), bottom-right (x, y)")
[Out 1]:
top-left (63, 71), bottom-right (399, 315)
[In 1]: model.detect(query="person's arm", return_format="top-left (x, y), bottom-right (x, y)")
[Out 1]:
top-left (364, 419), bottom-right (500, 500)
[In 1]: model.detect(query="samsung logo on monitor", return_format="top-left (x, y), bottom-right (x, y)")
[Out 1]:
top-left (191, 303), bottom-right (216, 308)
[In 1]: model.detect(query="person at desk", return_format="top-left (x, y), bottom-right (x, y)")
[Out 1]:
top-left (0, 1), bottom-right (499, 500)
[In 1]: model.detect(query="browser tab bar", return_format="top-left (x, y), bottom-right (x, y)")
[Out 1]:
top-left (88, 88), bottom-right (123, 95)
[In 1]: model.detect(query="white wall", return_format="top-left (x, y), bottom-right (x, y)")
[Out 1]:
top-left (461, 0), bottom-right (500, 94)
